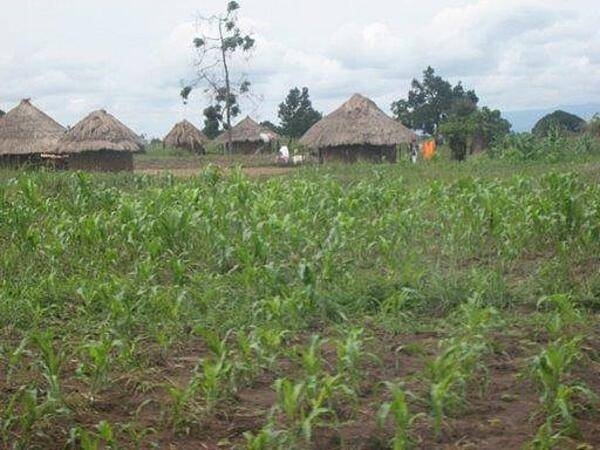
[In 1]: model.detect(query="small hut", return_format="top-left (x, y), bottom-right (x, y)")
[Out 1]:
top-left (164, 120), bottom-right (208, 154)
top-left (299, 94), bottom-right (416, 163)
top-left (55, 110), bottom-right (143, 172)
top-left (215, 117), bottom-right (280, 154)
top-left (0, 99), bottom-right (66, 167)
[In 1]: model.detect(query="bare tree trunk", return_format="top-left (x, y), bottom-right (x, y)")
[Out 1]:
top-left (219, 21), bottom-right (233, 156)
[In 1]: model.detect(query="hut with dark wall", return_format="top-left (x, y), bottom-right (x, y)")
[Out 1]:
top-left (55, 110), bottom-right (143, 172)
top-left (215, 117), bottom-right (280, 154)
top-left (164, 120), bottom-right (208, 154)
top-left (299, 94), bottom-right (416, 163)
top-left (0, 99), bottom-right (66, 167)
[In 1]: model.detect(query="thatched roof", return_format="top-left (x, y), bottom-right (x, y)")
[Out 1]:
top-left (215, 117), bottom-right (280, 144)
top-left (164, 120), bottom-right (208, 151)
top-left (56, 110), bottom-right (143, 154)
top-left (0, 99), bottom-right (66, 156)
top-left (299, 94), bottom-right (416, 149)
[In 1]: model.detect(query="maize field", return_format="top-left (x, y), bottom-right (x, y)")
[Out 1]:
top-left (1, 161), bottom-right (600, 449)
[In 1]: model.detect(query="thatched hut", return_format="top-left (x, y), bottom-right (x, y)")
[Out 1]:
top-left (0, 99), bottom-right (66, 167)
top-left (215, 117), bottom-right (280, 154)
top-left (299, 94), bottom-right (416, 163)
top-left (164, 120), bottom-right (208, 154)
top-left (55, 110), bottom-right (143, 172)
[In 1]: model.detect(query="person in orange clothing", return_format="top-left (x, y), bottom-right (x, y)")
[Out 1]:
top-left (422, 139), bottom-right (436, 161)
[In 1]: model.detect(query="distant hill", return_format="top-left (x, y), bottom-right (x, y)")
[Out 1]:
top-left (504, 104), bottom-right (600, 133)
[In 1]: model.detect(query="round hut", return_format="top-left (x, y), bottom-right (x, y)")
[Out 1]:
top-left (215, 117), bottom-right (280, 154)
top-left (0, 99), bottom-right (66, 167)
top-left (299, 94), bottom-right (416, 163)
top-left (55, 110), bottom-right (143, 172)
top-left (164, 120), bottom-right (208, 154)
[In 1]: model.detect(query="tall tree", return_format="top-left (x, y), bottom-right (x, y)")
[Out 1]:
top-left (392, 66), bottom-right (478, 135)
top-left (440, 107), bottom-right (511, 160)
top-left (470, 107), bottom-right (512, 153)
top-left (532, 110), bottom-right (586, 137)
top-left (439, 116), bottom-right (471, 161)
top-left (278, 87), bottom-right (322, 138)
top-left (203, 105), bottom-right (223, 139)
top-left (0, 109), bottom-right (5, 118)
top-left (181, 1), bottom-right (255, 153)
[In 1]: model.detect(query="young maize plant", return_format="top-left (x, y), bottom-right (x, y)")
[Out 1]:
top-left (76, 334), bottom-right (123, 393)
top-left (272, 375), bottom-right (340, 447)
top-left (530, 336), bottom-right (597, 446)
top-left (537, 294), bottom-right (583, 338)
top-left (167, 331), bottom-right (235, 431)
top-left (244, 422), bottom-right (286, 450)
top-left (247, 333), bottom-right (358, 448)
top-left (377, 382), bottom-right (424, 450)
top-left (167, 375), bottom-right (202, 432)
top-left (426, 299), bottom-right (495, 438)
top-left (335, 328), bottom-right (367, 391)
top-left (67, 420), bottom-right (117, 450)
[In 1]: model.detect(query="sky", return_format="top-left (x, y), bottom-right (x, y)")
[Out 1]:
top-left (1, 0), bottom-right (600, 137)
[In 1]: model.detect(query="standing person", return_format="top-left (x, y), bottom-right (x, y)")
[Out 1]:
top-left (422, 139), bottom-right (437, 161)
top-left (277, 145), bottom-right (290, 165)
top-left (410, 136), bottom-right (418, 164)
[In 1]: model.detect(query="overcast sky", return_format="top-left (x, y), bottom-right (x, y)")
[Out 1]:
top-left (1, 0), bottom-right (599, 137)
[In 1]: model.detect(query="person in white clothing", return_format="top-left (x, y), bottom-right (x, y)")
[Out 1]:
top-left (410, 136), bottom-right (418, 164)
top-left (278, 146), bottom-right (290, 164)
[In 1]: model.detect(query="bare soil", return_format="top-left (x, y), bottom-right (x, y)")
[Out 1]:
top-left (134, 154), bottom-right (297, 178)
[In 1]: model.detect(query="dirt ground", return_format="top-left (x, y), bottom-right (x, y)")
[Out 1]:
top-left (134, 154), bottom-right (298, 178)
top-left (179, 333), bottom-right (596, 449)
top-left (136, 166), bottom-right (296, 178)
top-left (9, 328), bottom-right (595, 450)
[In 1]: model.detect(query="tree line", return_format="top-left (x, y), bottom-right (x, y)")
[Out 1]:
top-left (392, 66), bottom-right (511, 161)
top-left (199, 86), bottom-right (323, 141)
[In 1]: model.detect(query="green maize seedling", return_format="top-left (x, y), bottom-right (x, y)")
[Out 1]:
top-left (377, 382), bottom-right (424, 450)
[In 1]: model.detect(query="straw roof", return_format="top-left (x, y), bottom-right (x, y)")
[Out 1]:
top-left (299, 94), bottom-right (416, 149)
top-left (0, 99), bottom-right (66, 156)
top-left (56, 110), bottom-right (143, 154)
top-left (215, 117), bottom-right (280, 144)
top-left (164, 120), bottom-right (208, 151)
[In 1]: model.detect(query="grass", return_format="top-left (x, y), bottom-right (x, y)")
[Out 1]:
top-left (0, 154), bottom-right (599, 448)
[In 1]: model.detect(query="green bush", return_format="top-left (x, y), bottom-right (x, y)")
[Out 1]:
top-left (488, 130), bottom-right (600, 162)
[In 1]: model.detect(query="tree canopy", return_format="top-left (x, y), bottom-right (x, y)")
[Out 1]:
top-left (0, 109), bottom-right (5, 118)
top-left (278, 87), bottom-right (322, 138)
top-left (470, 107), bottom-right (512, 152)
top-left (440, 106), bottom-right (512, 161)
top-left (390, 67), bottom-right (513, 161)
top-left (532, 110), bottom-right (586, 137)
top-left (202, 105), bottom-right (223, 139)
top-left (392, 66), bottom-right (478, 135)
top-left (586, 114), bottom-right (600, 137)
top-left (182, 0), bottom-right (255, 153)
